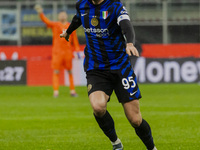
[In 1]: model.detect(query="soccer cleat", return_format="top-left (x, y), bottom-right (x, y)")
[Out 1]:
top-left (70, 93), bottom-right (78, 97)
top-left (152, 147), bottom-right (157, 150)
top-left (112, 138), bottom-right (123, 150)
top-left (70, 90), bottom-right (78, 97)
top-left (53, 90), bottom-right (59, 98)
top-left (148, 147), bottom-right (157, 150)
top-left (112, 143), bottom-right (123, 150)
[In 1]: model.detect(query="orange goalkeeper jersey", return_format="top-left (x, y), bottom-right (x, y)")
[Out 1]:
top-left (40, 13), bottom-right (80, 59)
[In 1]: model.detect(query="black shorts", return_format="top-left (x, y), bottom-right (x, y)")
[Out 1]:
top-left (86, 65), bottom-right (142, 103)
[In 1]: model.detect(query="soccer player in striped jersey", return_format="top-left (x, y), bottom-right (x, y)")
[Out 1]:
top-left (60, 0), bottom-right (157, 149)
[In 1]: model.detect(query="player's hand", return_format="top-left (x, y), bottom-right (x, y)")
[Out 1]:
top-left (34, 4), bottom-right (43, 13)
top-left (60, 30), bottom-right (70, 42)
top-left (126, 43), bottom-right (139, 57)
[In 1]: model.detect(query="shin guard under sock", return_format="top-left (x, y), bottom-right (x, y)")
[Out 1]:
top-left (135, 119), bottom-right (155, 150)
top-left (94, 110), bottom-right (118, 142)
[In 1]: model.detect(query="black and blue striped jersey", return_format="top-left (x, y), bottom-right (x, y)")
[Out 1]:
top-left (76, 0), bottom-right (131, 71)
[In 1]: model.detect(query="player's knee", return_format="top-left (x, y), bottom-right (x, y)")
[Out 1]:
top-left (93, 105), bottom-right (106, 117)
top-left (89, 92), bottom-right (108, 117)
top-left (128, 115), bottom-right (142, 128)
top-left (54, 70), bottom-right (60, 74)
top-left (131, 117), bottom-right (142, 127)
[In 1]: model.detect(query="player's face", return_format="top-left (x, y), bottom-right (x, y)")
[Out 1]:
top-left (58, 12), bottom-right (68, 22)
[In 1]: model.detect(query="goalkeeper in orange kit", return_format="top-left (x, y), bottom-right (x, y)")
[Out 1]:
top-left (35, 5), bottom-right (80, 97)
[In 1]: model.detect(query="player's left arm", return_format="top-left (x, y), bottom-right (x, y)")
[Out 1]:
top-left (117, 5), bottom-right (139, 57)
top-left (119, 20), bottom-right (139, 57)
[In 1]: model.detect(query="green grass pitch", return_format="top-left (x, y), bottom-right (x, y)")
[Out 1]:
top-left (0, 84), bottom-right (200, 150)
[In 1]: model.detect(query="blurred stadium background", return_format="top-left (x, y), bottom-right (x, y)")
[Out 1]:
top-left (0, 0), bottom-right (199, 85)
top-left (0, 0), bottom-right (200, 149)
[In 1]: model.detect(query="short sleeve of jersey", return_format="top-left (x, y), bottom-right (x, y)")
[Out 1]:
top-left (115, 2), bottom-right (130, 25)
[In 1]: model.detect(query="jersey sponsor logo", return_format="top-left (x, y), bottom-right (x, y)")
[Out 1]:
top-left (83, 27), bottom-right (109, 37)
top-left (102, 11), bottom-right (108, 19)
top-left (91, 16), bottom-right (99, 26)
top-left (87, 84), bottom-right (92, 92)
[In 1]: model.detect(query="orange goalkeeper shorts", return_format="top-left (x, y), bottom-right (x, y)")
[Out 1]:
top-left (52, 54), bottom-right (72, 70)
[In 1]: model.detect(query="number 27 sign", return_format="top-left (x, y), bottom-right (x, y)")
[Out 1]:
top-left (0, 60), bottom-right (26, 85)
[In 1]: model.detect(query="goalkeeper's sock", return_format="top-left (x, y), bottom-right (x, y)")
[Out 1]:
top-left (53, 90), bottom-right (59, 98)
top-left (135, 119), bottom-right (155, 150)
top-left (94, 110), bottom-right (118, 142)
top-left (53, 73), bottom-right (59, 91)
top-left (69, 73), bottom-right (75, 91)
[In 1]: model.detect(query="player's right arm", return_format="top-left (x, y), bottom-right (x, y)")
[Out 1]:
top-left (34, 4), bottom-right (54, 28)
top-left (60, 2), bottom-right (82, 41)
top-left (60, 15), bottom-right (82, 41)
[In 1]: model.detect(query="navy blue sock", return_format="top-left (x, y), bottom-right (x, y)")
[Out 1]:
top-left (94, 110), bottom-right (118, 142)
top-left (135, 119), bottom-right (155, 150)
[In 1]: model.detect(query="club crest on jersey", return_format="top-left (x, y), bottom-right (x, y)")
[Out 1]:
top-left (91, 16), bottom-right (99, 26)
top-left (102, 11), bottom-right (108, 19)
